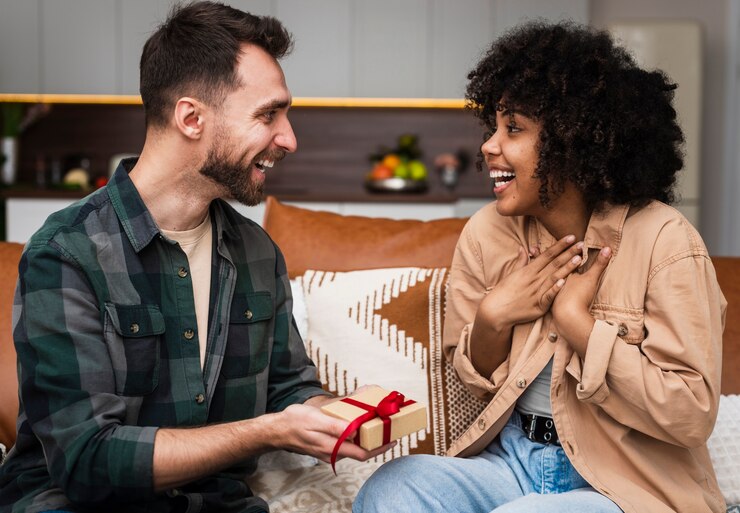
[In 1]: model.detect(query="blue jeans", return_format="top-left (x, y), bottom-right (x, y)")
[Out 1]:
top-left (354, 414), bottom-right (623, 513)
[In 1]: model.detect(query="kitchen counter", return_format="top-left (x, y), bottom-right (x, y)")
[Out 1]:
top-left (2, 192), bottom-right (490, 243)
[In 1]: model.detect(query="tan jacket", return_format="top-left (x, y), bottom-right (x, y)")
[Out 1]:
top-left (444, 201), bottom-right (727, 513)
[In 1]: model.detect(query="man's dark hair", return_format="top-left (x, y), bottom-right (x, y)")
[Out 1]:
top-left (140, 1), bottom-right (293, 128)
top-left (466, 21), bottom-right (684, 211)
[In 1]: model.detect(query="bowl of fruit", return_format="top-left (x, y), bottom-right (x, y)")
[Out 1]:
top-left (364, 134), bottom-right (428, 193)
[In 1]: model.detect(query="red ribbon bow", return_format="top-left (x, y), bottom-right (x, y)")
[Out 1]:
top-left (329, 390), bottom-right (415, 474)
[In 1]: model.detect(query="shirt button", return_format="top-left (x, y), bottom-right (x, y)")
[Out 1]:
top-left (244, 310), bottom-right (253, 320)
top-left (477, 418), bottom-right (486, 430)
top-left (516, 378), bottom-right (527, 388)
top-left (177, 267), bottom-right (188, 278)
top-left (617, 323), bottom-right (629, 337)
top-left (195, 393), bottom-right (205, 404)
top-left (129, 323), bottom-right (140, 334)
top-left (548, 332), bottom-right (558, 342)
top-left (183, 329), bottom-right (195, 340)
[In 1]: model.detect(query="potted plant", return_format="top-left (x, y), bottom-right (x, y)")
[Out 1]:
top-left (1, 103), bottom-right (23, 186)
top-left (0, 103), bottom-right (50, 186)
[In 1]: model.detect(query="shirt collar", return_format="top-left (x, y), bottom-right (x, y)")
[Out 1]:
top-left (107, 158), bottom-right (235, 253)
top-left (210, 199), bottom-right (242, 245)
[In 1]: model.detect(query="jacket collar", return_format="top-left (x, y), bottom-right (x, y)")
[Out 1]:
top-left (529, 203), bottom-right (629, 258)
top-left (582, 203), bottom-right (629, 256)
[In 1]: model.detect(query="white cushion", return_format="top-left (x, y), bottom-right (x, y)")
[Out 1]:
top-left (296, 267), bottom-right (486, 460)
top-left (290, 278), bottom-right (308, 340)
top-left (708, 394), bottom-right (740, 506)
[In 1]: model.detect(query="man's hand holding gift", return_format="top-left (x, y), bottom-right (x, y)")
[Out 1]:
top-left (319, 385), bottom-right (428, 473)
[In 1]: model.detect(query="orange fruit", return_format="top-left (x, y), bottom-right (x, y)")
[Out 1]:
top-left (381, 154), bottom-right (401, 170)
top-left (370, 164), bottom-right (394, 180)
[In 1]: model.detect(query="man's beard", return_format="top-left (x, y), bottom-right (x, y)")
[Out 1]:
top-left (199, 144), bottom-right (265, 207)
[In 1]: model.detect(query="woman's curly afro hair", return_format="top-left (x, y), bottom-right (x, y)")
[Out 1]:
top-left (466, 21), bottom-right (684, 211)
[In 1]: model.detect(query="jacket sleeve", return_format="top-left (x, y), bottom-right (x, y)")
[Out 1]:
top-left (14, 241), bottom-right (158, 504)
top-left (265, 243), bottom-right (330, 412)
top-left (443, 222), bottom-right (511, 401)
top-left (568, 253), bottom-right (725, 447)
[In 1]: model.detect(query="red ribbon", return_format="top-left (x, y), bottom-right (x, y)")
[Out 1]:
top-left (329, 390), bottom-right (415, 474)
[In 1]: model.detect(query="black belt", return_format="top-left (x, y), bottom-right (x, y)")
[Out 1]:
top-left (520, 413), bottom-right (561, 445)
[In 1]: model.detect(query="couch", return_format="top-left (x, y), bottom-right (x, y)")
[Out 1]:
top-left (1, 196), bottom-right (739, 513)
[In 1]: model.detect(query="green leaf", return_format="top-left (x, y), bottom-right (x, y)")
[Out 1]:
top-left (1, 103), bottom-right (24, 137)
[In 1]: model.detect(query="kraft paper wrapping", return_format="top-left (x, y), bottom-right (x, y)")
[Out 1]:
top-left (321, 386), bottom-right (427, 451)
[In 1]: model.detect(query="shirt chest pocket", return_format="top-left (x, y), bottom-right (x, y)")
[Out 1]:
top-left (104, 303), bottom-right (165, 396)
top-left (221, 292), bottom-right (274, 379)
top-left (592, 306), bottom-right (647, 345)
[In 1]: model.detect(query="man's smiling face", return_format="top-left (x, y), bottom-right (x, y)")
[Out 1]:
top-left (199, 43), bottom-right (297, 206)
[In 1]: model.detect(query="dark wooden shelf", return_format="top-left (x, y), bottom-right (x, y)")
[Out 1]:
top-left (1, 185), bottom-right (489, 203)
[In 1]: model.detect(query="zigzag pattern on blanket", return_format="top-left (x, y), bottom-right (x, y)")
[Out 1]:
top-left (299, 267), bottom-right (486, 461)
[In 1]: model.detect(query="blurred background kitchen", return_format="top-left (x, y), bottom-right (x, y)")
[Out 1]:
top-left (0, 0), bottom-right (738, 256)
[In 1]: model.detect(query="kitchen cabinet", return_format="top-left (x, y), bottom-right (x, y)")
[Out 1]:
top-left (428, 0), bottom-right (496, 99)
top-left (275, 0), bottom-right (353, 98)
top-left (41, 0), bottom-right (117, 95)
top-left (353, 0), bottom-right (429, 98)
top-left (4, 197), bottom-right (490, 244)
top-left (0, 0), bottom-right (589, 98)
top-left (0, 1), bottom-right (41, 94)
top-left (120, 1), bottom-right (178, 96)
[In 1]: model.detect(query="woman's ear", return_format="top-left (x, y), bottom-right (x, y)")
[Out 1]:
top-left (174, 97), bottom-right (204, 140)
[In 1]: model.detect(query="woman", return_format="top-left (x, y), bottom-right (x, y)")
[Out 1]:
top-left (354, 21), bottom-right (726, 513)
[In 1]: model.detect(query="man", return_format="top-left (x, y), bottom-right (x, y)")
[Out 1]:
top-left (0, 3), bottom-right (387, 512)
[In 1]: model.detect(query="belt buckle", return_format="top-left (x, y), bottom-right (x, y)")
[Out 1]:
top-left (523, 413), bottom-right (559, 445)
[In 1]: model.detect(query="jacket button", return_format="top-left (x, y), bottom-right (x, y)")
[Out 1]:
top-left (548, 332), bottom-right (558, 342)
top-left (129, 323), bottom-right (140, 334)
top-left (177, 267), bottom-right (188, 278)
top-left (195, 393), bottom-right (205, 404)
top-left (183, 329), bottom-right (195, 340)
top-left (516, 378), bottom-right (527, 388)
top-left (244, 310), bottom-right (253, 320)
top-left (617, 323), bottom-right (628, 337)
top-left (477, 418), bottom-right (486, 430)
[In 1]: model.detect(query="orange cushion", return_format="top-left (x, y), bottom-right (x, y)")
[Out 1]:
top-left (713, 257), bottom-right (740, 395)
top-left (262, 196), bottom-right (469, 278)
top-left (0, 242), bottom-right (24, 449)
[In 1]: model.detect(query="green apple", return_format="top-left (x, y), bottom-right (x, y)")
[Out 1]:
top-left (409, 160), bottom-right (427, 181)
top-left (393, 162), bottom-right (410, 179)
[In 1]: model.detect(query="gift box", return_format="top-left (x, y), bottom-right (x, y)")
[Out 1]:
top-left (321, 386), bottom-right (427, 451)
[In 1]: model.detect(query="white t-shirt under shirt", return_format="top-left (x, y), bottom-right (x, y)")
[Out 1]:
top-left (516, 357), bottom-right (553, 417)
top-left (161, 212), bottom-right (212, 370)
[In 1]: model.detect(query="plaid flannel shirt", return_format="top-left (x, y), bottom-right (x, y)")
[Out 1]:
top-left (0, 160), bottom-right (327, 513)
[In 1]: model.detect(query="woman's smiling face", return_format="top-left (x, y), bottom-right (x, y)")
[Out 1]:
top-left (482, 103), bottom-right (546, 218)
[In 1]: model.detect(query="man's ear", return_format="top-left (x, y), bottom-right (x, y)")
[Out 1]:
top-left (174, 97), bottom-right (204, 140)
